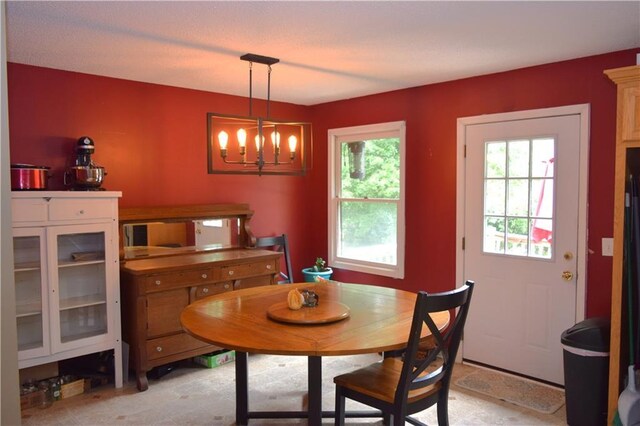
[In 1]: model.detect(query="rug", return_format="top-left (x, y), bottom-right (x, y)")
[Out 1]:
top-left (455, 368), bottom-right (565, 414)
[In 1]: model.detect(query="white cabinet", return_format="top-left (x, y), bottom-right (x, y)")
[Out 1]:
top-left (12, 191), bottom-right (123, 388)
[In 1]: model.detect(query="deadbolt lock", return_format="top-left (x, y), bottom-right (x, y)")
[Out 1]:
top-left (564, 252), bottom-right (574, 261)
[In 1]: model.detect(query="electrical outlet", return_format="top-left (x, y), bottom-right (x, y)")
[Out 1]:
top-left (602, 238), bottom-right (614, 256)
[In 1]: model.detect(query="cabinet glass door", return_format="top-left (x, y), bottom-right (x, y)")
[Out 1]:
top-left (13, 228), bottom-right (49, 359)
top-left (49, 223), bottom-right (111, 352)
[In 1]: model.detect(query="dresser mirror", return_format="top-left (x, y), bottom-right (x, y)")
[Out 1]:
top-left (118, 203), bottom-right (255, 260)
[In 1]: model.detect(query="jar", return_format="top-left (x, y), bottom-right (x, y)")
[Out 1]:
top-left (38, 381), bottom-right (53, 409)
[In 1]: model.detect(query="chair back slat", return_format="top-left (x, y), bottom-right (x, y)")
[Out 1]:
top-left (254, 234), bottom-right (293, 283)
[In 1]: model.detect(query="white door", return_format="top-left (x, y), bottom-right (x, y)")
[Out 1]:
top-left (459, 106), bottom-right (588, 385)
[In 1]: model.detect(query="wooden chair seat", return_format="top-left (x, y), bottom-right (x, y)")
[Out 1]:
top-left (334, 357), bottom-right (442, 404)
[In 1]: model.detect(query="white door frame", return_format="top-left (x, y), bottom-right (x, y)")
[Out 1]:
top-left (456, 104), bottom-right (590, 322)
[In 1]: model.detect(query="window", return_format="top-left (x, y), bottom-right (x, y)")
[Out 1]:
top-left (483, 137), bottom-right (555, 259)
top-left (328, 121), bottom-right (405, 278)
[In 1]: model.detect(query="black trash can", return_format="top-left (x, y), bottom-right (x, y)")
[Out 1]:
top-left (561, 317), bottom-right (610, 426)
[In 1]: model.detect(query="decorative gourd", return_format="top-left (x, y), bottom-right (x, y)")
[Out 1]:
top-left (287, 289), bottom-right (304, 310)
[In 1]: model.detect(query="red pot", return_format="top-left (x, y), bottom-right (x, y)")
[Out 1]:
top-left (11, 164), bottom-right (51, 190)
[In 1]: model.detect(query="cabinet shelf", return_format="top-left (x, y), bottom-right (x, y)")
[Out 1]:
top-left (14, 261), bottom-right (41, 272)
top-left (59, 294), bottom-right (107, 311)
top-left (16, 303), bottom-right (43, 318)
top-left (58, 259), bottom-right (105, 268)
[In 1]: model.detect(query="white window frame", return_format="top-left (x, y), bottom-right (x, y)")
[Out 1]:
top-left (328, 121), bottom-right (406, 278)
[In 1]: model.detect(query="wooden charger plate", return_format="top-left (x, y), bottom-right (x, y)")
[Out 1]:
top-left (267, 301), bottom-right (350, 324)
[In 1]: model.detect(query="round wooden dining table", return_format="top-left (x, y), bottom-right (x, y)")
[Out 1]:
top-left (181, 281), bottom-right (449, 426)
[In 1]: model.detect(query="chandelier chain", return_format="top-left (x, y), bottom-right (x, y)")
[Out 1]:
top-left (248, 62), bottom-right (253, 117)
top-left (267, 65), bottom-right (272, 118)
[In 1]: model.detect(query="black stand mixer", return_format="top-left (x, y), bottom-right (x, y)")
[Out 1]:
top-left (64, 136), bottom-right (107, 190)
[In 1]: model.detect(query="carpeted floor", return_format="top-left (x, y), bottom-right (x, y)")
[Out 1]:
top-left (21, 354), bottom-right (567, 425)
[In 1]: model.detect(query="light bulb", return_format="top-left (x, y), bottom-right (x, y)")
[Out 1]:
top-left (255, 135), bottom-right (264, 152)
top-left (237, 128), bottom-right (247, 148)
top-left (271, 131), bottom-right (281, 148)
top-left (218, 131), bottom-right (229, 150)
top-left (288, 135), bottom-right (298, 152)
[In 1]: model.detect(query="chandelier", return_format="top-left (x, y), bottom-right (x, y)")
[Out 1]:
top-left (207, 54), bottom-right (312, 176)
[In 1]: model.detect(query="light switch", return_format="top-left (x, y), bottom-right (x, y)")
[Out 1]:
top-left (602, 238), bottom-right (614, 256)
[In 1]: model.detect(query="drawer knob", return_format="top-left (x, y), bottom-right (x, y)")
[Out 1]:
top-left (224, 284), bottom-right (230, 289)
top-left (266, 265), bottom-right (272, 270)
top-left (201, 273), bottom-right (208, 279)
top-left (228, 270), bottom-right (234, 276)
top-left (202, 287), bottom-right (209, 294)
top-left (156, 346), bottom-right (163, 352)
top-left (155, 280), bottom-right (161, 286)
top-left (79, 209), bottom-right (85, 215)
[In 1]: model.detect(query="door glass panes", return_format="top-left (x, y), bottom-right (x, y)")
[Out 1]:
top-left (13, 235), bottom-right (44, 351)
top-left (338, 200), bottom-right (397, 265)
top-left (483, 138), bottom-right (555, 258)
top-left (485, 142), bottom-right (506, 178)
top-left (57, 232), bottom-right (108, 342)
top-left (485, 180), bottom-right (505, 215)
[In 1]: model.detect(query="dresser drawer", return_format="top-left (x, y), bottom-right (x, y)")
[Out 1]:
top-left (191, 281), bottom-right (232, 301)
top-left (147, 288), bottom-right (189, 338)
top-left (219, 260), bottom-right (276, 280)
top-left (234, 275), bottom-right (273, 290)
top-left (147, 333), bottom-right (210, 361)
top-left (12, 198), bottom-right (48, 223)
top-left (145, 268), bottom-right (214, 292)
top-left (49, 198), bottom-right (116, 221)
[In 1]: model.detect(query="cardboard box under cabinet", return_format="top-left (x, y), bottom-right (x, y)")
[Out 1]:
top-left (61, 379), bottom-right (85, 399)
top-left (193, 350), bottom-right (235, 368)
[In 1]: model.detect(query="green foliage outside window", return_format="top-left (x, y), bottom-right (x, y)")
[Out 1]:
top-left (340, 138), bottom-right (399, 246)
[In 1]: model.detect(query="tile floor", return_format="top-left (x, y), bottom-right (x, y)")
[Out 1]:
top-left (21, 353), bottom-right (567, 425)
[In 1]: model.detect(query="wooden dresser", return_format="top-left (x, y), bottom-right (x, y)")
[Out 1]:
top-left (118, 204), bottom-right (280, 391)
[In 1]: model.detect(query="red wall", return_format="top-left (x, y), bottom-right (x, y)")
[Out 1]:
top-left (7, 48), bottom-right (639, 317)
top-left (7, 64), bottom-right (314, 277)
top-left (308, 49), bottom-right (639, 318)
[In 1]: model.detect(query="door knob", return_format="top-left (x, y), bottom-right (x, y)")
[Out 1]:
top-left (562, 271), bottom-right (574, 281)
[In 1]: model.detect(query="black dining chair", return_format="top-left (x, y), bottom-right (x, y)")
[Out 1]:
top-left (254, 234), bottom-right (293, 284)
top-left (333, 280), bottom-right (475, 426)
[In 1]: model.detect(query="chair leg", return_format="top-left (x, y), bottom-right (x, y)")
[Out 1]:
top-left (437, 393), bottom-right (450, 426)
top-left (334, 387), bottom-right (346, 426)
top-left (383, 413), bottom-right (391, 425)
top-left (393, 411), bottom-right (405, 426)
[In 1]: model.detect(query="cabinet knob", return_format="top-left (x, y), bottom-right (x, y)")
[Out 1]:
top-left (201, 273), bottom-right (208, 279)
top-left (156, 346), bottom-right (163, 352)
top-left (155, 280), bottom-right (161, 286)
top-left (224, 284), bottom-right (230, 289)
top-left (202, 287), bottom-right (209, 294)
top-left (266, 264), bottom-right (272, 270)
top-left (228, 270), bottom-right (234, 276)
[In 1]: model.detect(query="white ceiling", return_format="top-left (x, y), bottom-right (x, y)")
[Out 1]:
top-left (5, 1), bottom-right (640, 106)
